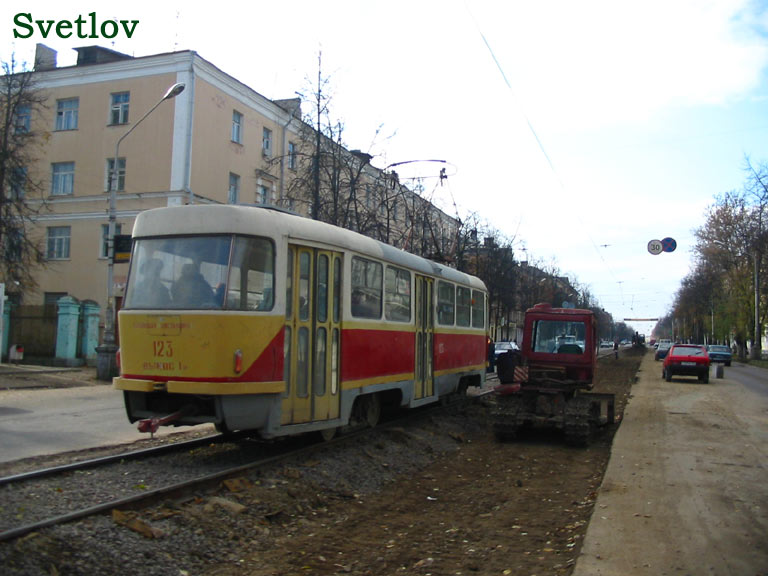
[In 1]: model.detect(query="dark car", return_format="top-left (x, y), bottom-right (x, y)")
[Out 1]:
top-left (654, 341), bottom-right (672, 361)
top-left (707, 345), bottom-right (732, 366)
top-left (663, 344), bottom-right (710, 383)
top-left (494, 341), bottom-right (519, 361)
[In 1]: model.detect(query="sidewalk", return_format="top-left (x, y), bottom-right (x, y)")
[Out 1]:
top-left (0, 363), bottom-right (102, 390)
top-left (572, 351), bottom-right (768, 575)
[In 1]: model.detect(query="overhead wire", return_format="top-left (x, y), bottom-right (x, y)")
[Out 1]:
top-left (463, 2), bottom-right (625, 298)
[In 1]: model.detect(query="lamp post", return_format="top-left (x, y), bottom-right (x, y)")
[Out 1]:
top-left (97, 82), bottom-right (185, 380)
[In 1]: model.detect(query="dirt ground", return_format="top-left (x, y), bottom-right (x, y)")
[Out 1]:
top-left (0, 350), bottom-right (641, 575)
top-left (204, 349), bottom-right (641, 576)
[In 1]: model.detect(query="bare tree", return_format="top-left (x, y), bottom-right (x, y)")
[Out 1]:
top-left (0, 55), bottom-right (48, 297)
top-left (284, 51), bottom-right (393, 234)
top-left (278, 51), bottom-right (464, 268)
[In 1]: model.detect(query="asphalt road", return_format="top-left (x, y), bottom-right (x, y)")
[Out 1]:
top-left (0, 369), bottom-right (211, 464)
top-left (573, 352), bottom-right (768, 576)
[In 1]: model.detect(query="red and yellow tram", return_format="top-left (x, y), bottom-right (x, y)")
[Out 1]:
top-left (114, 204), bottom-right (488, 438)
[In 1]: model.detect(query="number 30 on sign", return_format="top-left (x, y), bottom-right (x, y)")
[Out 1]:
top-left (648, 239), bottom-right (663, 255)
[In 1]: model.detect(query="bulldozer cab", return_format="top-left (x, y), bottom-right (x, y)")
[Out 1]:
top-left (522, 303), bottom-right (597, 386)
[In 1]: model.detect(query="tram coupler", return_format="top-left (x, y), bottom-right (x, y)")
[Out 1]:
top-left (137, 405), bottom-right (196, 436)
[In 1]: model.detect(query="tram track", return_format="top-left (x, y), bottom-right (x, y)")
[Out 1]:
top-left (0, 395), bottom-right (476, 543)
top-left (0, 430), bottom-right (292, 542)
top-left (0, 433), bottom-right (228, 487)
top-left (0, 435), bottom-right (313, 542)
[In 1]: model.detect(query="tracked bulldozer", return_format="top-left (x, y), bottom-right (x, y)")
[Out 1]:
top-left (491, 303), bottom-right (615, 446)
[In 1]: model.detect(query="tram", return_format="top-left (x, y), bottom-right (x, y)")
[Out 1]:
top-left (114, 204), bottom-right (488, 438)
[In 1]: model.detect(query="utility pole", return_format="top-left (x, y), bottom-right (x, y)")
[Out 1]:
top-left (752, 249), bottom-right (761, 360)
top-left (97, 82), bottom-right (185, 380)
top-left (312, 52), bottom-right (322, 221)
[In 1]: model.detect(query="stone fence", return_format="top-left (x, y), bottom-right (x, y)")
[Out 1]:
top-left (2, 297), bottom-right (100, 367)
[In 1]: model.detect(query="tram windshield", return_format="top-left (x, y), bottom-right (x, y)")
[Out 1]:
top-left (124, 235), bottom-right (274, 311)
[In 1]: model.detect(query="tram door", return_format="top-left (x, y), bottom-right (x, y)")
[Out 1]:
top-left (282, 246), bottom-right (342, 425)
top-left (414, 275), bottom-right (434, 400)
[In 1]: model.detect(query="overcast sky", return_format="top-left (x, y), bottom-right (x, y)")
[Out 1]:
top-left (4, 0), bottom-right (768, 335)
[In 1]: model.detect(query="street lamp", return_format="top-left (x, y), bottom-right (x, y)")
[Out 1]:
top-left (97, 82), bottom-right (185, 380)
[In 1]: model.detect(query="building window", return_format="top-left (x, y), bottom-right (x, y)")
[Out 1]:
top-left (256, 184), bottom-right (269, 204)
top-left (51, 162), bottom-right (75, 196)
top-left (106, 158), bottom-right (126, 192)
top-left (101, 224), bottom-right (122, 258)
top-left (288, 141), bottom-right (297, 170)
top-left (10, 167), bottom-right (27, 199)
top-left (262, 127), bottom-right (272, 156)
top-left (15, 105), bottom-right (30, 134)
top-left (47, 226), bottom-right (71, 260)
top-left (109, 92), bottom-right (130, 125)
top-left (232, 111), bottom-right (243, 143)
top-left (4, 227), bottom-right (22, 263)
top-left (228, 173), bottom-right (240, 204)
top-left (55, 98), bottom-right (78, 131)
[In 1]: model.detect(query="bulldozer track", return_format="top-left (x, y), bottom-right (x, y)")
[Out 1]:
top-left (564, 395), bottom-right (593, 446)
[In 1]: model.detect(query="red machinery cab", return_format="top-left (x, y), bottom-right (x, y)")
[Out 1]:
top-left (521, 303), bottom-right (597, 387)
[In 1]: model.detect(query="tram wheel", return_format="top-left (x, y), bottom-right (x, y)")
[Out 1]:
top-left (215, 422), bottom-right (233, 436)
top-left (362, 394), bottom-right (381, 428)
top-left (319, 427), bottom-right (337, 442)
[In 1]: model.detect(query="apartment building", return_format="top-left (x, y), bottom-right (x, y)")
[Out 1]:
top-left (11, 44), bottom-right (458, 334)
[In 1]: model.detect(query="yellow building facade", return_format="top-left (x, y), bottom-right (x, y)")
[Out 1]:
top-left (17, 45), bottom-right (458, 342)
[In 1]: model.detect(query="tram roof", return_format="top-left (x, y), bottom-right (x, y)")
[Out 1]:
top-left (132, 204), bottom-right (486, 290)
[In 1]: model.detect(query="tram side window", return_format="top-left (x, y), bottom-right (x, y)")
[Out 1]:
top-left (437, 281), bottom-right (455, 325)
top-left (385, 266), bottom-right (411, 322)
top-left (472, 290), bottom-right (486, 329)
top-left (456, 286), bottom-right (471, 327)
top-left (225, 236), bottom-right (275, 311)
top-left (351, 256), bottom-right (382, 319)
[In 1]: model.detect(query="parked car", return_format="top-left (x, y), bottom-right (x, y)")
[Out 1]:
top-left (663, 344), bottom-right (710, 383)
top-left (600, 340), bottom-right (613, 349)
top-left (494, 341), bottom-right (519, 361)
top-left (654, 341), bottom-right (672, 361)
top-left (707, 345), bottom-right (732, 366)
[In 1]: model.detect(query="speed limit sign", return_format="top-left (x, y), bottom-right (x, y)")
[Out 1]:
top-left (648, 239), bottom-right (663, 255)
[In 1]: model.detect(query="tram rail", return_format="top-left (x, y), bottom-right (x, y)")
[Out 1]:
top-left (0, 433), bottom-right (227, 487)
top-left (0, 394), bottom-right (478, 543)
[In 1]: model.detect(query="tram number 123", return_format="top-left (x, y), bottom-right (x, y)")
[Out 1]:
top-left (152, 340), bottom-right (174, 358)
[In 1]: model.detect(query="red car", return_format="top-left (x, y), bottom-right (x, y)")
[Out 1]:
top-left (662, 344), bottom-right (710, 383)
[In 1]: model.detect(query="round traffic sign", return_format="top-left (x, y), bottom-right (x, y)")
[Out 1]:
top-left (648, 239), bottom-right (663, 255)
top-left (661, 237), bottom-right (677, 253)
